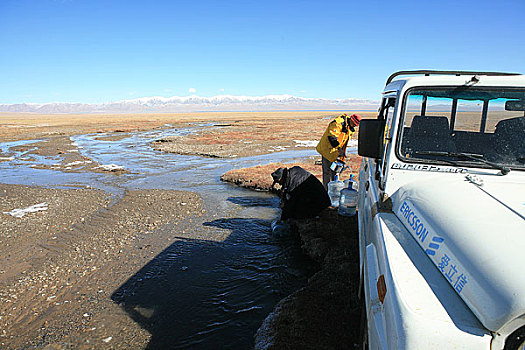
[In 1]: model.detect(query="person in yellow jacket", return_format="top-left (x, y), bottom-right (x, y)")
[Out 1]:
top-left (316, 113), bottom-right (361, 189)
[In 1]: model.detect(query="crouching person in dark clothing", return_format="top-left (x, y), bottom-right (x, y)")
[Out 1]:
top-left (271, 166), bottom-right (331, 221)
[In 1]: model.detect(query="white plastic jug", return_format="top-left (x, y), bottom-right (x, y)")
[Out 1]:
top-left (330, 160), bottom-right (345, 173)
top-left (339, 176), bottom-right (358, 216)
top-left (343, 178), bottom-right (358, 190)
top-left (327, 175), bottom-right (345, 207)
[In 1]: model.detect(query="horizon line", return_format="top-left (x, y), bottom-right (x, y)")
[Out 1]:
top-left (0, 93), bottom-right (379, 106)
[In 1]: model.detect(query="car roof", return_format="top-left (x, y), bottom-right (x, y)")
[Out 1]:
top-left (383, 71), bottom-right (525, 95)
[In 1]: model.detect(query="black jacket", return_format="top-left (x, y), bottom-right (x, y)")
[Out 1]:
top-left (279, 166), bottom-right (331, 220)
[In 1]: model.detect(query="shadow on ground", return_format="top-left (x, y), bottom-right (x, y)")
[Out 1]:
top-left (111, 197), bottom-right (316, 349)
top-left (226, 196), bottom-right (280, 208)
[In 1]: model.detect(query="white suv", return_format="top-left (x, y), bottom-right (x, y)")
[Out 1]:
top-left (357, 70), bottom-right (525, 349)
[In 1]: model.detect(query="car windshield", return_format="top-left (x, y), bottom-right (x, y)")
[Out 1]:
top-left (398, 87), bottom-right (525, 170)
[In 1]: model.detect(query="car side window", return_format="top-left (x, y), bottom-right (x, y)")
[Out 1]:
top-left (380, 97), bottom-right (396, 188)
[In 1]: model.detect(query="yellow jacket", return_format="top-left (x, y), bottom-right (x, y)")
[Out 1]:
top-left (316, 114), bottom-right (355, 163)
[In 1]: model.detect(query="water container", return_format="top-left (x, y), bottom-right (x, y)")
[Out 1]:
top-left (271, 219), bottom-right (290, 237)
top-left (327, 175), bottom-right (345, 207)
top-left (343, 177), bottom-right (358, 190)
top-left (330, 160), bottom-right (345, 173)
top-left (339, 176), bottom-right (358, 216)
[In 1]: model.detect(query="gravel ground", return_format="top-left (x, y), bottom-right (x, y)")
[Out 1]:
top-left (0, 184), bottom-right (202, 349)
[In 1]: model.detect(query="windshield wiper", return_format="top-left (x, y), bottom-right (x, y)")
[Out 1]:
top-left (414, 151), bottom-right (511, 175)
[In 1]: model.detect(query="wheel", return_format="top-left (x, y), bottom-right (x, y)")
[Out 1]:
top-left (504, 326), bottom-right (525, 350)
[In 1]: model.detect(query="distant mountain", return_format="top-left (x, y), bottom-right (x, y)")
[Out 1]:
top-left (0, 95), bottom-right (379, 113)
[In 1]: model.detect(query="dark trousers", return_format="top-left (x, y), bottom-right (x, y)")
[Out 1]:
top-left (321, 156), bottom-right (335, 191)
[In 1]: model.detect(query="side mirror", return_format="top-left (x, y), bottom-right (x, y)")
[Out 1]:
top-left (358, 119), bottom-right (386, 159)
top-left (505, 100), bottom-right (525, 111)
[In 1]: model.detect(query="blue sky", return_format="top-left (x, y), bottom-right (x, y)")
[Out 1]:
top-left (1, 0), bottom-right (524, 104)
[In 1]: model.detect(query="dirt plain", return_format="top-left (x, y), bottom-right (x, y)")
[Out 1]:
top-left (0, 111), bottom-right (374, 349)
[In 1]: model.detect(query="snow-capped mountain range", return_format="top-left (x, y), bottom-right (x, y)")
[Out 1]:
top-left (0, 95), bottom-right (379, 113)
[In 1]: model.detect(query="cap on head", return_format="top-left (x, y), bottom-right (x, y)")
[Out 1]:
top-left (348, 114), bottom-right (362, 127)
top-left (271, 167), bottom-right (285, 186)
top-left (271, 168), bottom-right (284, 182)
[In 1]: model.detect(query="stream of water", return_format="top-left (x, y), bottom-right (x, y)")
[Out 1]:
top-left (0, 127), bottom-right (320, 348)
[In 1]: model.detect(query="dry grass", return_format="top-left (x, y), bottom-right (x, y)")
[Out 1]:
top-left (149, 111), bottom-right (372, 159)
top-left (221, 154), bottom-right (362, 191)
top-left (0, 111), bottom-right (377, 142)
top-left (221, 161), bottom-right (322, 190)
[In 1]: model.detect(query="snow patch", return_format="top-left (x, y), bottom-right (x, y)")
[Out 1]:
top-left (102, 336), bottom-right (112, 343)
top-left (64, 160), bottom-right (92, 167)
top-left (95, 164), bottom-right (125, 171)
top-left (3, 202), bottom-right (48, 218)
top-left (293, 140), bottom-right (317, 147)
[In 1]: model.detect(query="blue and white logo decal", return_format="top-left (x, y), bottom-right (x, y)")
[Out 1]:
top-left (426, 236), bottom-right (444, 256)
top-left (397, 200), bottom-right (470, 295)
top-left (398, 200), bottom-right (441, 250)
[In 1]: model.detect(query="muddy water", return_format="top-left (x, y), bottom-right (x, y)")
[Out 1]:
top-left (0, 128), bottom-right (319, 348)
